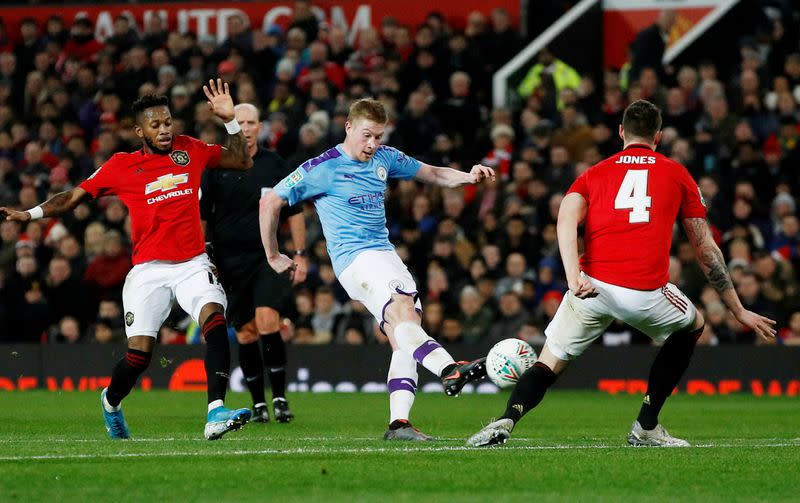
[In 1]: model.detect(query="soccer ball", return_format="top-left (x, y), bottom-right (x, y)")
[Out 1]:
top-left (486, 338), bottom-right (537, 388)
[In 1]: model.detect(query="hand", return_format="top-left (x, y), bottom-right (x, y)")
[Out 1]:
top-left (569, 275), bottom-right (598, 299)
top-left (0, 207), bottom-right (32, 222)
top-left (268, 253), bottom-right (297, 280)
top-left (292, 254), bottom-right (308, 285)
top-left (468, 164), bottom-right (496, 184)
top-left (203, 78), bottom-right (235, 122)
top-left (734, 309), bottom-right (776, 341)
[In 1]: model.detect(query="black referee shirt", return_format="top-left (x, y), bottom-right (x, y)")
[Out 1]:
top-left (200, 147), bottom-right (301, 253)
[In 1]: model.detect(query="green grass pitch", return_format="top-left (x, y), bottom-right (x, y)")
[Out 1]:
top-left (0, 391), bottom-right (797, 502)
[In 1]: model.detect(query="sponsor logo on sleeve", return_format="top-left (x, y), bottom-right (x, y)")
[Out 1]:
top-left (285, 169), bottom-right (305, 188)
top-left (698, 186), bottom-right (707, 207)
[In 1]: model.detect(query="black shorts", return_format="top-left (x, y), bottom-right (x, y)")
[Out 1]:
top-left (215, 250), bottom-right (292, 330)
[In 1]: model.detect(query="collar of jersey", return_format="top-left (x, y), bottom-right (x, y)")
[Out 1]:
top-left (623, 143), bottom-right (655, 151)
top-left (335, 144), bottom-right (367, 164)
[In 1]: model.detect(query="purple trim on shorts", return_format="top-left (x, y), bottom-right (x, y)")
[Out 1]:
top-left (412, 340), bottom-right (442, 364)
top-left (300, 147), bottom-right (341, 172)
top-left (378, 288), bottom-right (420, 334)
top-left (387, 378), bottom-right (417, 394)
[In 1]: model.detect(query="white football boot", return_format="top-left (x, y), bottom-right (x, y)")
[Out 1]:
top-left (627, 421), bottom-right (690, 447)
top-left (466, 418), bottom-right (514, 447)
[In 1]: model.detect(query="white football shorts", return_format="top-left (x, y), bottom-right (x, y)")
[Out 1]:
top-left (121, 253), bottom-right (227, 337)
top-left (338, 249), bottom-right (422, 327)
top-left (545, 274), bottom-right (697, 360)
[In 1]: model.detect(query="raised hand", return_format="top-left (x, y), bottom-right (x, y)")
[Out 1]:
top-left (0, 207), bottom-right (31, 222)
top-left (202, 78), bottom-right (235, 122)
top-left (468, 164), bottom-right (496, 183)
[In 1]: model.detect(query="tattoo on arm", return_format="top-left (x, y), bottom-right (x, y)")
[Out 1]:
top-left (683, 217), bottom-right (734, 294)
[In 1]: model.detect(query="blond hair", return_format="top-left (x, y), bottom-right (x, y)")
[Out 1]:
top-left (347, 98), bottom-right (387, 125)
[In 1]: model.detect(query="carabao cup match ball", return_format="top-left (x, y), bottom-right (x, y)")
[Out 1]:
top-left (487, 338), bottom-right (538, 388)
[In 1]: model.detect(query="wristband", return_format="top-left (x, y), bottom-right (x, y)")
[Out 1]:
top-left (224, 118), bottom-right (241, 135)
top-left (26, 206), bottom-right (44, 220)
top-left (294, 249), bottom-right (306, 256)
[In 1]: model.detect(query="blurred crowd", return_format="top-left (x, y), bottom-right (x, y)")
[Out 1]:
top-left (0, 1), bottom-right (799, 348)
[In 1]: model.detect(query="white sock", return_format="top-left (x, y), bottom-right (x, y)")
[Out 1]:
top-left (103, 394), bottom-right (120, 413)
top-left (208, 399), bottom-right (224, 412)
top-left (387, 350), bottom-right (418, 423)
top-left (393, 321), bottom-right (455, 376)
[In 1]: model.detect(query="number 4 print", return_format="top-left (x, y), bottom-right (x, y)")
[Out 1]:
top-left (615, 170), bottom-right (651, 223)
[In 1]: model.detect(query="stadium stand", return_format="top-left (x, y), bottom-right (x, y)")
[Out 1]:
top-left (0, 0), bottom-right (799, 350)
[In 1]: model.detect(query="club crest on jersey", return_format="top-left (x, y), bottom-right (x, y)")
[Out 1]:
top-left (169, 150), bottom-right (190, 166)
top-left (125, 312), bottom-right (134, 327)
top-left (145, 173), bottom-right (189, 194)
top-left (285, 169), bottom-right (304, 188)
top-left (376, 165), bottom-right (388, 181)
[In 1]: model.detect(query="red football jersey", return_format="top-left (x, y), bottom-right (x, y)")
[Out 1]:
top-left (80, 135), bottom-right (222, 265)
top-left (567, 144), bottom-right (706, 290)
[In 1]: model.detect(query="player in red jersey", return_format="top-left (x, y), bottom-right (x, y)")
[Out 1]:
top-left (0, 79), bottom-right (255, 440)
top-left (468, 100), bottom-right (776, 447)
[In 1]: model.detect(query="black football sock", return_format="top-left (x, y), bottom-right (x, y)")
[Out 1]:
top-left (238, 341), bottom-right (265, 406)
top-left (202, 312), bottom-right (231, 405)
top-left (106, 349), bottom-right (152, 407)
top-left (501, 362), bottom-right (558, 424)
top-left (261, 332), bottom-right (287, 400)
top-left (637, 326), bottom-right (703, 430)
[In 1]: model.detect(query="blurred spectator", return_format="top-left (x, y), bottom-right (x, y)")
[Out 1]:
top-left (56, 17), bottom-right (103, 69)
top-left (458, 285), bottom-right (494, 343)
top-left (629, 10), bottom-right (676, 82)
top-left (83, 229), bottom-right (131, 303)
top-left (51, 315), bottom-right (82, 344)
top-left (488, 291), bottom-right (530, 343)
top-left (333, 301), bottom-right (375, 345)
top-left (42, 255), bottom-right (88, 326)
top-left (1, 255), bottom-right (50, 342)
top-left (518, 47), bottom-right (581, 110)
top-left (309, 286), bottom-right (341, 344)
top-left (779, 311), bottom-right (800, 345)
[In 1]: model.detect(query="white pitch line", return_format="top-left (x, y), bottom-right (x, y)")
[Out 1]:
top-left (0, 436), bottom-right (798, 444)
top-left (1, 442), bottom-right (799, 461)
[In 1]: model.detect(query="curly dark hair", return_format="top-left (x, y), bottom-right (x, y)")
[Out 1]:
top-left (131, 94), bottom-right (170, 122)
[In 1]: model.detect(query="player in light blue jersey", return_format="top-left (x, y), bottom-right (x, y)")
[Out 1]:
top-left (260, 99), bottom-right (496, 440)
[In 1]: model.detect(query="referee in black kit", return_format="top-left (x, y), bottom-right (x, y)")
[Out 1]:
top-left (201, 103), bottom-right (307, 423)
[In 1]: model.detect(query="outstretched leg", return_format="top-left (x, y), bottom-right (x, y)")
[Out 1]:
top-left (385, 294), bottom-right (486, 396)
top-left (467, 344), bottom-right (569, 447)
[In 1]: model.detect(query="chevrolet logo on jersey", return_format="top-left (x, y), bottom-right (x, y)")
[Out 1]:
top-left (145, 173), bottom-right (189, 194)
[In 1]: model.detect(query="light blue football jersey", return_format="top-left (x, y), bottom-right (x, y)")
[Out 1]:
top-left (273, 144), bottom-right (421, 276)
